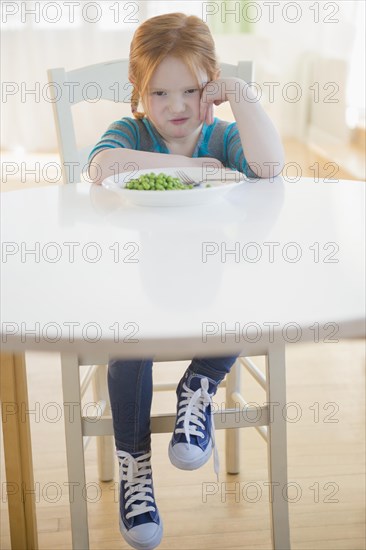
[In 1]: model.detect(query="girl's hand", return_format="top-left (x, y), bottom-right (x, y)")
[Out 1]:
top-left (199, 78), bottom-right (240, 125)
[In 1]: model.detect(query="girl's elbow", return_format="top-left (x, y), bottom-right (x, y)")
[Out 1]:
top-left (272, 162), bottom-right (285, 178)
top-left (262, 159), bottom-right (285, 179)
top-left (87, 149), bottom-right (115, 185)
top-left (247, 161), bottom-right (284, 179)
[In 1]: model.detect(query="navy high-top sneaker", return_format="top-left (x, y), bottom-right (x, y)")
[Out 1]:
top-left (168, 370), bottom-right (220, 478)
top-left (117, 450), bottom-right (163, 550)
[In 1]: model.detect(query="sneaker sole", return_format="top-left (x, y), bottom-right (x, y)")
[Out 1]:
top-left (168, 441), bottom-right (212, 470)
top-left (119, 517), bottom-right (163, 550)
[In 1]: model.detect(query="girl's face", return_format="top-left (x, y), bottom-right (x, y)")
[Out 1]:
top-left (143, 56), bottom-right (208, 142)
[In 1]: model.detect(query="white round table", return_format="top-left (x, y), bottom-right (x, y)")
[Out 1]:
top-left (1, 176), bottom-right (365, 550)
top-left (1, 176), bottom-right (364, 360)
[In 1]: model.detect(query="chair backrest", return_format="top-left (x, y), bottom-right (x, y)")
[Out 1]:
top-left (47, 59), bottom-right (254, 184)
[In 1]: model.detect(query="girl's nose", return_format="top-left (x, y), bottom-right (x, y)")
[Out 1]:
top-left (169, 95), bottom-right (185, 113)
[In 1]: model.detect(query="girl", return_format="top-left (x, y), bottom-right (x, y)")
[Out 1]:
top-left (88, 12), bottom-right (284, 550)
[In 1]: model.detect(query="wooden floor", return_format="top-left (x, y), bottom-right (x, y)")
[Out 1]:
top-left (1, 340), bottom-right (365, 550)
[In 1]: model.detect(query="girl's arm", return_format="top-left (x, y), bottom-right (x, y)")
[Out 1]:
top-left (200, 78), bottom-right (285, 178)
top-left (89, 148), bottom-right (223, 185)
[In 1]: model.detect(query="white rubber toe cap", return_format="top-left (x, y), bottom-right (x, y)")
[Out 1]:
top-left (169, 441), bottom-right (212, 470)
top-left (121, 519), bottom-right (163, 550)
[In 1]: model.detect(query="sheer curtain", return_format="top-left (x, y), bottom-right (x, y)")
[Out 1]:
top-left (1, 1), bottom-right (143, 153)
top-left (1, 0), bottom-right (363, 154)
top-left (1, 0), bottom-right (253, 153)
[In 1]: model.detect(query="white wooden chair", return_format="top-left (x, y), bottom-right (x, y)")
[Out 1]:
top-left (48, 59), bottom-right (291, 550)
top-left (47, 59), bottom-right (254, 184)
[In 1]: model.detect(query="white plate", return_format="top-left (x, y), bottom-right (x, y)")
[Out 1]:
top-left (102, 167), bottom-right (246, 207)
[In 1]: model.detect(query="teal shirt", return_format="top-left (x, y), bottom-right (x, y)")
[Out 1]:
top-left (88, 116), bottom-right (257, 177)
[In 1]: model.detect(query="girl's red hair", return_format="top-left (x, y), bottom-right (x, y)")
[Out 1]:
top-left (128, 12), bottom-right (220, 119)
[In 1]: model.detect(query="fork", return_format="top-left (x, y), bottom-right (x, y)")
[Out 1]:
top-left (175, 170), bottom-right (202, 187)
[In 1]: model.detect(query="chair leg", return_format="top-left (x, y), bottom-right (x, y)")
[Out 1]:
top-left (60, 353), bottom-right (89, 550)
top-left (225, 359), bottom-right (241, 474)
top-left (265, 343), bottom-right (291, 550)
top-left (92, 364), bottom-right (115, 481)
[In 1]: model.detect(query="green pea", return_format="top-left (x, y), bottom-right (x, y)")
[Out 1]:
top-left (125, 172), bottom-right (200, 191)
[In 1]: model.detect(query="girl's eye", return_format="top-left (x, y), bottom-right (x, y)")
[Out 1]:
top-left (151, 89), bottom-right (198, 96)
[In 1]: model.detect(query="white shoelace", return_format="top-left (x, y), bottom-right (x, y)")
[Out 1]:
top-left (174, 377), bottom-right (219, 480)
top-left (117, 450), bottom-right (156, 520)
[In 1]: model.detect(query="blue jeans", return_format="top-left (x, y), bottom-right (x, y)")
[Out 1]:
top-left (107, 356), bottom-right (238, 453)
